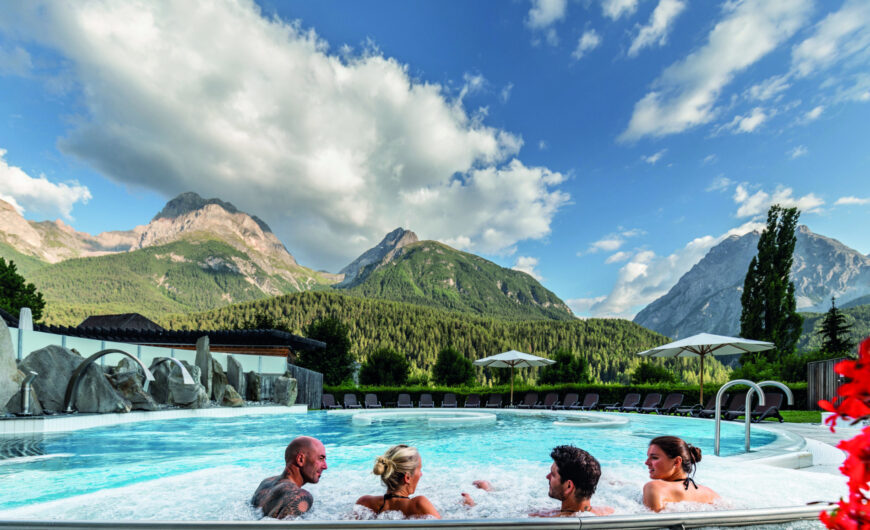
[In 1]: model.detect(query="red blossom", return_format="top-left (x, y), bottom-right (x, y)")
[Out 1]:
top-left (820, 337), bottom-right (870, 529)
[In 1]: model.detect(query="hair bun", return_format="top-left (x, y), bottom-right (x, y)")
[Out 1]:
top-left (373, 455), bottom-right (395, 478)
top-left (689, 444), bottom-right (702, 463)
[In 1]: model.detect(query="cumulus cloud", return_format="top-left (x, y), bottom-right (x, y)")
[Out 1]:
top-left (580, 228), bottom-right (644, 255)
top-left (602, 0), bottom-right (639, 20)
top-left (578, 221), bottom-right (763, 317)
top-left (733, 183), bottom-right (822, 217)
top-left (619, 0), bottom-right (811, 142)
top-left (0, 1), bottom-right (570, 270)
top-left (642, 149), bottom-right (667, 164)
top-left (719, 107), bottom-right (768, 134)
top-left (0, 148), bottom-right (91, 219)
top-left (572, 29), bottom-right (601, 60)
top-left (527, 0), bottom-right (567, 45)
top-left (512, 255), bottom-right (543, 281)
top-left (788, 145), bottom-right (808, 159)
top-left (791, 0), bottom-right (870, 78)
top-left (627, 0), bottom-right (686, 57)
top-left (835, 196), bottom-right (869, 206)
top-left (605, 251), bottom-right (632, 264)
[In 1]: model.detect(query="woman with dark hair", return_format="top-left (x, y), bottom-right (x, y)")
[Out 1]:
top-left (355, 445), bottom-right (441, 519)
top-left (643, 436), bottom-right (719, 512)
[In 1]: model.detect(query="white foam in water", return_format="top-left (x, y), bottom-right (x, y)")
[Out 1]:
top-left (0, 454), bottom-right (74, 466)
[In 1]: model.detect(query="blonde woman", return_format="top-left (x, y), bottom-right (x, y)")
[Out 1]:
top-left (356, 445), bottom-right (441, 519)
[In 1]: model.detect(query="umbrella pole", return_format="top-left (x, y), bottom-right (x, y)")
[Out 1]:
top-left (700, 354), bottom-right (705, 404)
top-left (510, 365), bottom-right (515, 406)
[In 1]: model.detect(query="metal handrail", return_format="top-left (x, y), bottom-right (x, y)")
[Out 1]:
top-left (742, 380), bottom-right (794, 451)
top-left (64, 349), bottom-right (155, 412)
top-left (714, 379), bottom-right (765, 456)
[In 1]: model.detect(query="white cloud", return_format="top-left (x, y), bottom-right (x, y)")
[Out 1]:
top-left (580, 221), bottom-right (763, 317)
top-left (788, 145), bottom-right (808, 159)
top-left (619, 0), bottom-right (811, 142)
top-left (0, 2), bottom-right (570, 270)
top-left (733, 183), bottom-right (822, 217)
top-left (538, 140), bottom-right (548, 150)
top-left (602, 0), bottom-right (639, 20)
top-left (747, 75), bottom-right (791, 101)
top-left (835, 196), bottom-right (870, 206)
top-left (642, 149), bottom-right (667, 164)
top-left (803, 105), bottom-right (824, 122)
top-left (720, 107), bottom-right (768, 134)
top-left (627, 0), bottom-right (686, 57)
top-left (0, 148), bottom-right (91, 220)
top-left (605, 251), bottom-right (632, 264)
top-left (0, 45), bottom-right (32, 76)
top-left (581, 228), bottom-right (644, 255)
top-left (834, 74), bottom-right (870, 103)
top-left (527, 0), bottom-right (568, 29)
top-left (706, 175), bottom-right (732, 192)
top-left (500, 82), bottom-right (514, 104)
top-left (702, 154), bottom-right (717, 165)
top-left (512, 255), bottom-right (543, 281)
top-left (572, 29), bottom-right (601, 60)
top-left (791, 0), bottom-right (870, 78)
top-left (458, 72), bottom-right (486, 103)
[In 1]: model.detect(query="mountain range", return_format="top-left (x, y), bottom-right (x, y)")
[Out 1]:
top-left (0, 193), bottom-right (572, 324)
top-left (634, 225), bottom-right (870, 340)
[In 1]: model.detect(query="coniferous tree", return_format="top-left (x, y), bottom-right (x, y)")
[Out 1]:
top-left (359, 347), bottom-right (410, 386)
top-left (297, 317), bottom-right (356, 385)
top-left (818, 297), bottom-right (855, 355)
top-left (0, 258), bottom-right (45, 322)
top-left (432, 346), bottom-right (475, 386)
top-left (738, 205), bottom-right (803, 363)
top-left (538, 348), bottom-right (591, 384)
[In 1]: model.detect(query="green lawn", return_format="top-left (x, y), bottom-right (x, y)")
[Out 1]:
top-left (726, 410), bottom-right (821, 423)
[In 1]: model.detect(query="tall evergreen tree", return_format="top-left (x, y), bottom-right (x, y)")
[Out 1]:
top-left (738, 205), bottom-right (803, 363)
top-left (817, 297), bottom-right (855, 355)
top-left (0, 258), bottom-right (45, 322)
top-left (297, 317), bottom-right (356, 385)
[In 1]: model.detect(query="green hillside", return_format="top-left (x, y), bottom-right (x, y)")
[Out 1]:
top-left (798, 303), bottom-right (870, 352)
top-left (341, 241), bottom-right (574, 321)
top-left (0, 241), bottom-right (49, 277)
top-left (163, 290), bottom-right (730, 385)
top-left (31, 238), bottom-right (330, 325)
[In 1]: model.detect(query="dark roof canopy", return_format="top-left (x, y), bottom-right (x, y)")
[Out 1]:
top-left (78, 313), bottom-right (165, 332)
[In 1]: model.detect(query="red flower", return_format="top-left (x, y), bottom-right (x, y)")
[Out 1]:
top-left (820, 338), bottom-right (870, 529)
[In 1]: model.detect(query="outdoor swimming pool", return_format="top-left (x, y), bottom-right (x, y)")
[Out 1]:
top-left (0, 409), bottom-right (844, 522)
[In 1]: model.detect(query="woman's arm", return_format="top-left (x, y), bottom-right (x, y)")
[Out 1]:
top-left (413, 496), bottom-right (442, 519)
top-left (642, 482), bottom-right (665, 512)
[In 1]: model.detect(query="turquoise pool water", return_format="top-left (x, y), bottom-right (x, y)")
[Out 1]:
top-left (0, 410), bottom-right (844, 521)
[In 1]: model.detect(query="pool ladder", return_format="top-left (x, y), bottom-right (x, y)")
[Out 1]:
top-left (713, 379), bottom-right (794, 456)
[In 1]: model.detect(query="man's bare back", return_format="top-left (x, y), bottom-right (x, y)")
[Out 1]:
top-left (251, 475), bottom-right (314, 518)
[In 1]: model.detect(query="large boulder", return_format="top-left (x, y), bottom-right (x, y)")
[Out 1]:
top-left (0, 319), bottom-right (24, 414)
top-left (169, 361), bottom-right (209, 409)
top-left (272, 376), bottom-right (298, 406)
top-left (226, 356), bottom-right (246, 400)
top-left (222, 385), bottom-right (245, 407)
top-left (109, 358), bottom-right (158, 411)
top-left (211, 358), bottom-right (227, 404)
top-left (147, 359), bottom-right (173, 404)
top-left (4, 384), bottom-right (43, 415)
top-left (245, 371), bottom-right (261, 401)
top-left (17, 345), bottom-right (98, 413)
top-left (195, 336), bottom-right (212, 396)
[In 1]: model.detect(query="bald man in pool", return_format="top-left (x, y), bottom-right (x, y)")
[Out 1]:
top-left (251, 436), bottom-right (328, 518)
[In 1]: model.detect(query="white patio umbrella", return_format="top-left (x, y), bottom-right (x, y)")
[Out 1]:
top-left (473, 350), bottom-right (556, 405)
top-left (637, 333), bottom-right (774, 403)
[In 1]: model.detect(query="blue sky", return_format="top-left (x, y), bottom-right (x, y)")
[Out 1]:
top-left (0, 0), bottom-right (868, 318)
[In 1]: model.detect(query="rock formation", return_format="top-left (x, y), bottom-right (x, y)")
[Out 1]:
top-left (168, 361), bottom-right (209, 408)
top-left (109, 358), bottom-right (158, 411)
top-left (222, 385), bottom-right (245, 407)
top-left (211, 357), bottom-right (228, 404)
top-left (272, 375), bottom-right (298, 406)
top-left (226, 356), bottom-right (246, 400)
top-left (0, 319), bottom-right (24, 414)
top-left (195, 336), bottom-right (213, 397)
top-left (245, 371), bottom-right (261, 401)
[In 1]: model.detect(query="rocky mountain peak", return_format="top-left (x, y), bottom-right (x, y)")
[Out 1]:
top-left (154, 192), bottom-right (273, 234)
top-left (338, 228), bottom-right (419, 287)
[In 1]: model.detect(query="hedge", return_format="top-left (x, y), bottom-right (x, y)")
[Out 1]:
top-left (323, 382), bottom-right (809, 409)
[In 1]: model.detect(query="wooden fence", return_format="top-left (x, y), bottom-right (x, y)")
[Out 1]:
top-left (807, 357), bottom-right (846, 410)
top-left (286, 364), bottom-right (324, 410)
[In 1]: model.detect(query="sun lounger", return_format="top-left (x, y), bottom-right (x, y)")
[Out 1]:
top-left (533, 392), bottom-right (560, 409)
top-left (623, 393), bottom-right (661, 413)
top-left (397, 393), bottom-right (413, 408)
top-left (674, 395), bottom-right (718, 417)
top-left (554, 392), bottom-right (580, 410)
top-left (604, 393), bottom-right (640, 412)
top-left (698, 393), bottom-right (743, 419)
top-left (464, 394), bottom-right (481, 407)
top-left (485, 394), bottom-right (503, 408)
top-left (321, 393), bottom-right (342, 410)
top-left (364, 393), bottom-right (382, 408)
top-left (419, 393), bottom-right (435, 408)
top-left (441, 393), bottom-right (458, 407)
top-left (569, 393), bottom-right (599, 411)
top-left (751, 392), bottom-right (785, 423)
top-left (654, 393), bottom-right (685, 414)
top-left (516, 392), bottom-right (539, 408)
top-left (343, 393), bottom-right (362, 409)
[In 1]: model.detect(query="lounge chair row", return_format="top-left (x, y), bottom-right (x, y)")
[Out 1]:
top-left (323, 393), bottom-right (488, 409)
top-left (673, 391), bottom-right (786, 422)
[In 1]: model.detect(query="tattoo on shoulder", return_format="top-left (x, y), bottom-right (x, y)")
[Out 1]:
top-left (274, 485), bottom-right (314, 518)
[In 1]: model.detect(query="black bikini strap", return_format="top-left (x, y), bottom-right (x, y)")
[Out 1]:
top-left (668, 477), bottom-right (698, 490)
top-left (378, 493), bottom-right (410, 513)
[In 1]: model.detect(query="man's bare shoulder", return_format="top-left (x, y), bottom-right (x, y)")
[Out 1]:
top-left (252, 477), bottom-right (314, 519)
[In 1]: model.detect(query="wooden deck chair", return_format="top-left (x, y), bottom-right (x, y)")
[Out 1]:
top-left (533, 392), bottom-right (560, 409)
top-left (516, 392), bottom-right (539, 409)
top-left (441, 393), bottom-right (458, 407)
top-left (321, 393), bottom-right (342, 410)
top-left (604, 393), bottom-right (640, 412)
top-left (343, 393), bottom-right (362, 409)
top-left (364, 393), bottom-right (382, 409)
top-left (464, 394), bottom-right (481, 407)
top-left (419, 393), bottom-right (435, 408)
top-left (397, 393), bottom-right (413, 408)
top-left (654, 393), bottom-right (684, 415)
top-left (570, 393), bottom-right (599, 410)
